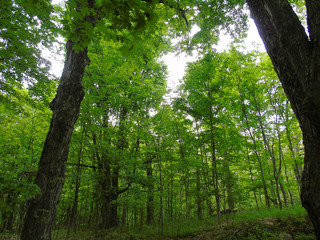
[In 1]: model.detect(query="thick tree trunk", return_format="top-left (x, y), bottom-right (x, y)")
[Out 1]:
top-left (247, 0), bottom-right (320, 238)
top-left (21, 40), bottom-right (88, 240)
top-left (100, 192), bottom-right (118, 229)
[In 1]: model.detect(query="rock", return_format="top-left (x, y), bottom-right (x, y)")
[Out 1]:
top-left (278, 232), bottom-right (292, 240)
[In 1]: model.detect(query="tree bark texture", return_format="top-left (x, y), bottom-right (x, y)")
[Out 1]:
top-left (21, 41), bottom-right (88, 240)
top-left (20, 0), bottom-right (99, 238)
top-left (20, 40), bottom-right (88, 240)
top-left (247, 0), bottom-right (320, 238)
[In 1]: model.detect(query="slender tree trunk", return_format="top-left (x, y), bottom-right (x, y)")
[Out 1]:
top-left (247, 0), bottom-right (320, 237)
top-left (67, 124), bottom-right (86, 235)
top-left (222, 153), bottom-right (234, 210)
top-left (246, 149), bottom-right (259, 210)
top-left (146, 159), bottom-right (154, 225)
top-left (159, 150), bottom-right (164, 234)
top-left (207, 90), bottom-right (220, 217)
top-left (285, 101), bottom-right (302, 186)
top-left (121, 194), bottom-right (128, 227)
top-left (196, 168), bottom-right (203, 219)
top-left (1, 194), bottom-right (15, 233)
top-left (179, 143), bottom-right (190, 219)
top-left (67, 163), bottom-right (81, 235)
top-left (253, 95), bottom-right (282, 209)
top-left (197, 123), bottom-right (213, 217)
top-left (170, 171), bottom-right (174, 222)
top-left (203, 151), bottom-right (214, 217)
top-left (238, 85), bottom-right (270, 207)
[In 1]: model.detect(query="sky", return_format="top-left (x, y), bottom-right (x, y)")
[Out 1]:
top-left (161, 19), bottom-right (265, 100)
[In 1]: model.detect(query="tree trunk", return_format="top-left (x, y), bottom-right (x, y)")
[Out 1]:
top-left (207, 89), bottom-right (220, 217)
top-left (121, 194), bottom-right (128, 227)
top-left (238, 85), bottom-right (270, 207)
top-left (157, 139), bottom-right (164, 234)
top-left (222, 153), bottom-right (234, 210)
top-left (146, 159), bottom-right (154, 225)
top-left (285, 101), bottom-right (302, 187)
top-left (20, 0), bottom-right (99, 238)
top-left (21, 40), bottom-right (88, 240)
top-left (253, 93), bottom-right (282, 209)
top-left (203, 151), bottom-right (214, 217)
top-left (196, 168), bottom-right (203, 219)
top-left (1, 193), bottom-right (15, 233)
top-left (247, 0), bottom-right (320, 238)
top-left (100, 192), bottom-right (118, 229)
top-left (246, 149), bottom-right (260, 210)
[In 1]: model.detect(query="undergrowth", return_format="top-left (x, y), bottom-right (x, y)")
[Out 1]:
top-left (0, 206), bottom-right (315, 240)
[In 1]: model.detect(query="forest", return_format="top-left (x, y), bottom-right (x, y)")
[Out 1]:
top-left (1, 0), bottom-right (320, 240)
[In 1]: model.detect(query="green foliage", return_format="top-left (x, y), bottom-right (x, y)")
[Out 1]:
top-left (189, 0), bottom-right (248, 52)
top-left (0, 102), bottom-right (51, 231)
top-left (0, 0), bottom-right (58, 108)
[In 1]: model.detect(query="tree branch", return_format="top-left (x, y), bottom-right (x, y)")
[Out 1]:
top-left (66, 163), bottom-right (97, 169)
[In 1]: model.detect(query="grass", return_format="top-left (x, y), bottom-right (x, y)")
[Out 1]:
top-left (233, 205), bottom-right (308, 221)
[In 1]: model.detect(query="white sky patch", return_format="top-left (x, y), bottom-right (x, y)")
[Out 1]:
top-left (42, 39), bottom-right (65, 78)
top-left (217, 19), bottom-right (265, 53)
top-left (162, 18), bottom-right (265, 102)
top-left (52, 0), bottom-right (65, 5)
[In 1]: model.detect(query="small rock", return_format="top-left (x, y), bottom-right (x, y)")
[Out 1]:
top-left (278, 232), bottom-right (292, 240)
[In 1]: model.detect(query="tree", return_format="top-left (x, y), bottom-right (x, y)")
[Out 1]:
top-left (246, 0), bottom-right (320, 238)
top-left (20, 0), bottom-right (172, 238)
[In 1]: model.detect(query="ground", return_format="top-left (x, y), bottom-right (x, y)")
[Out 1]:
top-left (0, 207), bottom-right (315, 240)
top-left (178, 216), bottom-right (314, 240)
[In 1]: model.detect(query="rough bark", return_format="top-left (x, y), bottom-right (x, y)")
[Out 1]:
top-left (20, 0), bottom-right (99, 238)
top-left (20, 40), bottom-right (88, 240)
top-left (247, 0), bottom-right (320, 238)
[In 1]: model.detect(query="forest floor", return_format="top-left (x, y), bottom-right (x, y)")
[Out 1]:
top-left (177, 215), bottom-right (314, 240)
top-left (0, 206), bottom-right (315, 239)
top-left (53, 206), bottom-right (315, 240)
